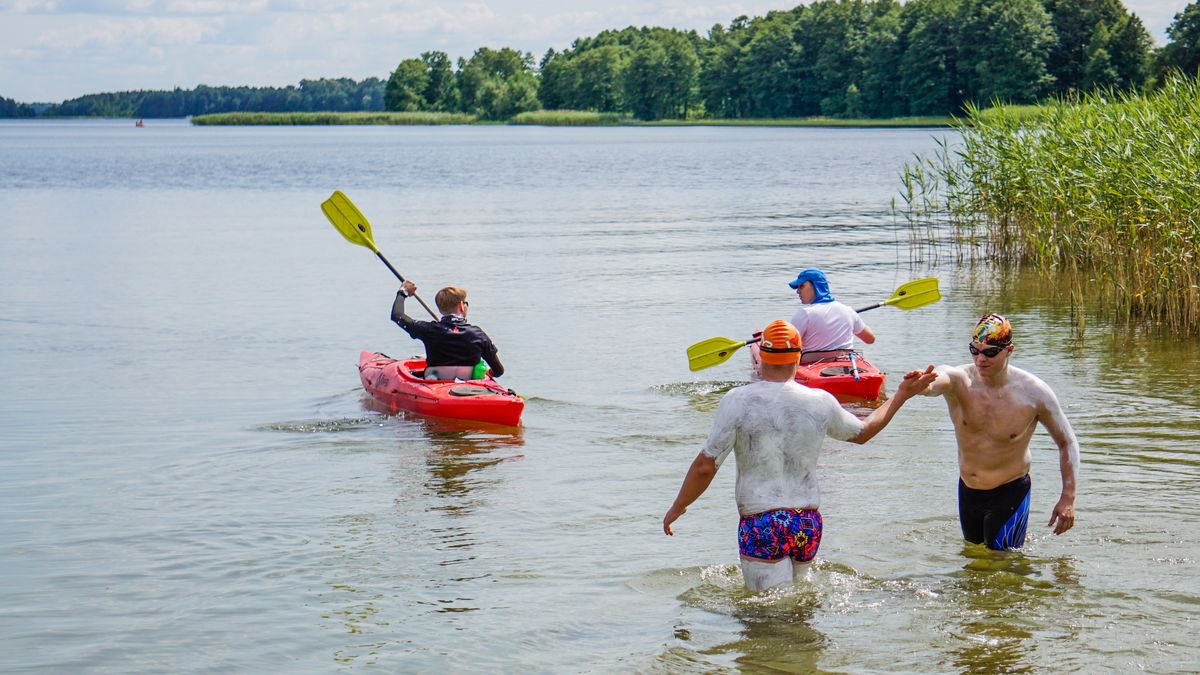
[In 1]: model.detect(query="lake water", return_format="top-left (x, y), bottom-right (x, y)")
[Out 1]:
top-left (1, 119), bottom-right (1197, 672)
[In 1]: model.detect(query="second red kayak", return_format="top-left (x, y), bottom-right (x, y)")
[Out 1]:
top-left (358, 351), bottom-right (524, 427)
top-left (748, 342), bottom-right (886, 403)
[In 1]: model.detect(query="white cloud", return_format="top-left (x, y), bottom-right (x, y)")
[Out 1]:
top-left (1, 0), bottom-right (60, 10)
top-left (163, 0), bottom-right (268, 13)
top-left (1124, 0), bottom-right (1185, 44)
top-left (15, 16), bottom-right (221, 56)
top-left (1, 0), bottom-right (1194, 102)
top-left (372, 4), bottom-right (497, 33)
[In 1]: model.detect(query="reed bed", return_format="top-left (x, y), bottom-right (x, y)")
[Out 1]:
top-left (191, 111), bottom-right (476, 125)
top-left (508, 110), bottom-right (628, 125)
top-left (899, 76), bottom-right (1200, 334)
top-left (647, 115), bottom-right (953, 127)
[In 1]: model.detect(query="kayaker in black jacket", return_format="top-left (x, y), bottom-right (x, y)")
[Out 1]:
top-left (391, 280), bottom-right (505, 380)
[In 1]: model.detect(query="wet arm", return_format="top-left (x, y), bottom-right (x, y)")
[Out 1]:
top-left (848, 366), bottom-right (936, 444)
top-left (663, 453), bottom-right (718, 535)
top-left (918, 365), bottom-right (959, 397)
top-left (1039, 388), bottom-right (1080, 534)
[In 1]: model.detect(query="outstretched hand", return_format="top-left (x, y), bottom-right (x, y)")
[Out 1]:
top-left (1048, 497), bottom-right (1075, 535)
top-left (896, 365), bottom-right (937, 398)
top-left (401, 280), bottom-right (417, 296)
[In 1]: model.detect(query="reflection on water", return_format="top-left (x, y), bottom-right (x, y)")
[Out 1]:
top-left (943, 545), bottom-right (1081, 674)
top-left (319, 405), bottom-right (525, 663)
top-left (659, 562), bottom-right (861, 672)
top-left (702, 585), bottom-right (827, 673)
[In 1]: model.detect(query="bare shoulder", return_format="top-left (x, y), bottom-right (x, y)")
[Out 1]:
top-left (1007, 366), bottom-right (1062, 406)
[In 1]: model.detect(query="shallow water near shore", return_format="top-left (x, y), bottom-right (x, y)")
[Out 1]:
top-left (1, 119), bottom-right (1197, 672)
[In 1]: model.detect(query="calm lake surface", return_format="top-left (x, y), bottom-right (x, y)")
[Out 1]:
top-left (1, 119), bottom-right (1197, 672)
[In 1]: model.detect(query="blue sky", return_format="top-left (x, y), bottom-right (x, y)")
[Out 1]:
top-left (0, 0), bottom-right (1191, 103)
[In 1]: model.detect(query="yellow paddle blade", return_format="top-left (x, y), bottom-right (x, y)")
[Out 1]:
top-left (321, 190), bottom-right (379, 253)
top-left (883, 277), bottom-right (941, 310)
top-left (687, 336), bottom-right (749, 372)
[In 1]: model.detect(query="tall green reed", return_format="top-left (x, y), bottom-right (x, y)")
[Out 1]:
top-left (899, 75), bottom-right (1200, 334)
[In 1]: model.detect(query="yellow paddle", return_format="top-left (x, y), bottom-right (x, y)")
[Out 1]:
top-left (321, 190), bottom-right (439, 320)
top-left (853, 276), bottom-right (941, 312)
top-left (686, 277), bottom-right (942, 372)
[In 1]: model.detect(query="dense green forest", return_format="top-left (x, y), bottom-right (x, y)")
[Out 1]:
top-left (4, 0), bottom-right (1198, 121)
top-left (0, 95), bottom-right (36, 117)
top-left (5, 78), bottom-right (385, 119)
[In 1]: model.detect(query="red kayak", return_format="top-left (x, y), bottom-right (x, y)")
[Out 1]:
top-left (748, 342), bottom-right (886, 403)
top-left (358, 352), bottom-right (524, 427)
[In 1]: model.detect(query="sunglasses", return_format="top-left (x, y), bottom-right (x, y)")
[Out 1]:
top-left (968, 344), bottom-right (1007, 358)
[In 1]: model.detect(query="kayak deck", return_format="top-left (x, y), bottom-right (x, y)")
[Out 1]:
top-left (748, 342), bottom-right (886, 403)
top-left (357, 351), bottom-right (524, 427)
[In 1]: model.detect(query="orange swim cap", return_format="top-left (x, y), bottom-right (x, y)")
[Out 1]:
top-left (759, 319), bottom-right (802, 365)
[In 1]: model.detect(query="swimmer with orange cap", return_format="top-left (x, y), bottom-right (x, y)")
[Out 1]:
top-left (663, 320), bottom-right (936, 591)
top-left (912, 313), bottom-right (1080, 550)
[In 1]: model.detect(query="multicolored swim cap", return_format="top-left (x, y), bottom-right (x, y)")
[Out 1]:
top-left (973, 313), bottom-right (1013, 346)
top-left (759, 319), bottom-right (802, 365)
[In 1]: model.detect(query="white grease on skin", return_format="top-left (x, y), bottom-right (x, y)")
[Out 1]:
top-left (701, 379), bottom-right (863, 515)
top-left (925, 363), bottom-right (1080, 485)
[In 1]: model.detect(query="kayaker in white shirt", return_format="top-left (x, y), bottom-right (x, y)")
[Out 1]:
top-left (788, 268), bottom-right (876, 362)
top-left (662, 319), bottom-right (936, 591)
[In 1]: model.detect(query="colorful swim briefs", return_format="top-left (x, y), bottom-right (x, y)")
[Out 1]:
top-left (737, 508), bottom-right (823, 562)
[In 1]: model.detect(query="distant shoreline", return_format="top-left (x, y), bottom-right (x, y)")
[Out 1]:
top-left (187, 110), bottom-right (954, 128)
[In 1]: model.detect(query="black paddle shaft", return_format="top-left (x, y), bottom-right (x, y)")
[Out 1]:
top-left (375, 251), bottom-right (439, 320)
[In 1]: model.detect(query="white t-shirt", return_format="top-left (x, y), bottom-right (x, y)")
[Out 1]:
top-left (700, 379), bottom-right (864, 515)
top-left (790, 301), bottom-right (866, 352)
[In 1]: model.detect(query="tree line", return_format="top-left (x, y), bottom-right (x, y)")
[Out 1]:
top-left (2, 78), bottom-right (384, 119)
top-left (3, 0), bottom-right (1198, 120)
top-left (387, 0), bottom-right (1200, 120)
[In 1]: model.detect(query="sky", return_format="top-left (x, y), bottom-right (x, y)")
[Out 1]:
top-left (0, 0), bottom-right (1192, 103)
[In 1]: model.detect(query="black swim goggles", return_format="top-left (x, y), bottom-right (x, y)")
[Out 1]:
top-left (968, 343), bottom-right (1008, 358)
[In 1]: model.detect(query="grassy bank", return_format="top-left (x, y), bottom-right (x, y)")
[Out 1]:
top-left (191, 111), bottom-right (477, 125)
top-left (899, 77), bottom-right (1200, 334)
top-left (190, 110), bottom-right (952, 127)
top-left (641, 115), bottom-right (952, 128)
top-left (509, 110), bottom-right (628, 125)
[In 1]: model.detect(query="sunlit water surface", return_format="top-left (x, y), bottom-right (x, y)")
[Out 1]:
top-left (1, 119), bottom-right (1197, 672)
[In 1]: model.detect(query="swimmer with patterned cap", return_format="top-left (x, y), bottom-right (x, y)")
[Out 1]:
top-left (911, 311), bottom-right (1081, 551)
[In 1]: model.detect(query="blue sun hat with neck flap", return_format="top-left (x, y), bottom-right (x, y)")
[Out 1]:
top-left (787, 268), bottom-right (836, 303)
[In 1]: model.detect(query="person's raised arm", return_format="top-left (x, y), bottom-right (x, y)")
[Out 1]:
top-left (391, 280), bottom-right (418, 325)
top-left (847, 365), bottom-right (936, 444)
top-left (1036, 382), bottom-right (1080, 535)
top-left (915, 365), bottom-right (961, 398)
top-left (855, 325), bottom-right (877, 345)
